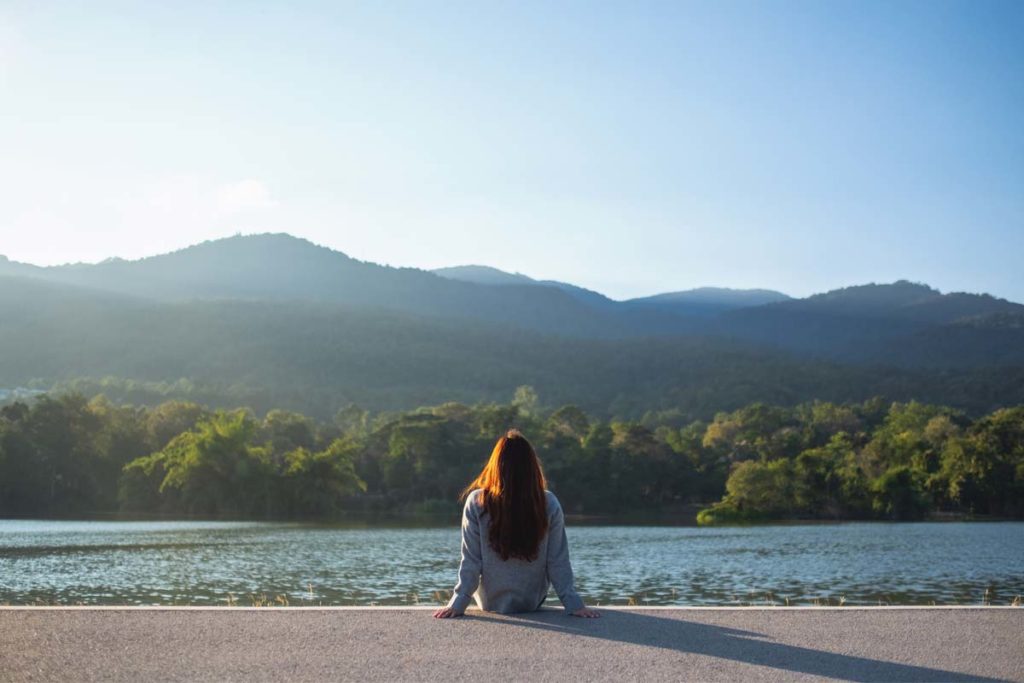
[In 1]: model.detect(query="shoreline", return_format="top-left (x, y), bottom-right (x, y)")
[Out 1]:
top-left (4, 610), bottom-right (1019, 614)
top-left (2, 513), bottom-right (1021, 526)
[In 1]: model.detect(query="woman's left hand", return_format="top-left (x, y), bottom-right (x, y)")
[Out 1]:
top-left (433, 607), bottom-right (461, 618)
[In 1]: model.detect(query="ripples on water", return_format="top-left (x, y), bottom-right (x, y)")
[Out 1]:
top-left (1, 520), bottom-right (1021, 606)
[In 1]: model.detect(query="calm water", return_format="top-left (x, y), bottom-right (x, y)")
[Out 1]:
top-left (1, 520), bottom-right (1021, 606)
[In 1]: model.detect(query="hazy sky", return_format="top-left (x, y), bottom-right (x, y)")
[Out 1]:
top-left (1, 1), bottom-right (1022, 301)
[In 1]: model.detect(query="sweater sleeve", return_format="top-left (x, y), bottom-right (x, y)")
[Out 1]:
top-left (446, 493), bottom-right (482, 614)
top-left (545, 495), bottom-right (585, 612)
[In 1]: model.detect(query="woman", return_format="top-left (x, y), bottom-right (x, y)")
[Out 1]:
top-left (433, 429), bottom-right (600, 618)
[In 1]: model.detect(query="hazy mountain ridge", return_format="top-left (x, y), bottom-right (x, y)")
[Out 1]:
top-left (432, 265), bottom-right (535, 286)
top-left (623, 287), bottom-right (792, 317)
top-left (704, 280), bottom-right (1024, 363)
top-left (432, 264), bottom-right (791, 314)
top-left (432, 264), bottom-right (621, 310)
top-left (773, 281), bottom-right (1022, 322)
top-left (2, 233), bottom-right (1022, 405)
top-left (6, 234), bottom-right (1016, 316)
top-left (0, 234), bottom-right (651, 338)
top-left (3, 273), bottom-right (1023, 420)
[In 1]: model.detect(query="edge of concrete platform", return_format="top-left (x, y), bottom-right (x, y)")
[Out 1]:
top-left (1, 605), bottom-right (1019, 611)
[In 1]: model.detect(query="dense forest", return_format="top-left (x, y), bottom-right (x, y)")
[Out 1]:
top-left (1, 390), bottom-right (1021, 523)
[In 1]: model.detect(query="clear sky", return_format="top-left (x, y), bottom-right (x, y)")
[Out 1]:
top-left (1, 1), bottom-right (1021, 301)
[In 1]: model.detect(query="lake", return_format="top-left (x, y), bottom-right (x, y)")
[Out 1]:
top-left (1, 520), bottom-right (1021, 606)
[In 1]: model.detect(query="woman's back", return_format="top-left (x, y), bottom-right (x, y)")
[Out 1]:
top-left (435, 429), bottom-right (598, 618)
top-left (448, 488), bottom-right (584, 614)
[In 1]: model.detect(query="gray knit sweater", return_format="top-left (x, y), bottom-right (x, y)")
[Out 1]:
top-left (446, 489), bottom-right (585, 614)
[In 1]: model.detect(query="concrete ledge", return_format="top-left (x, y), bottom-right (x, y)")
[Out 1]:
top-left (1, 607), bottom-right (1021, 681)
top-left (1, 604), bottom-right (1020, 610)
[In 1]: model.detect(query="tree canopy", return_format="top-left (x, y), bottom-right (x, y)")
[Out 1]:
top-left (1, 390), bottom-right (1021, 523)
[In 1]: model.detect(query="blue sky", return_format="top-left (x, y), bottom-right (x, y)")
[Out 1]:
top-left (1, 1), bottom-right (1021, 301)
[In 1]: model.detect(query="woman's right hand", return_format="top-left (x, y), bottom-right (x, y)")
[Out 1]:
top-left (571, 606), bottom-right (600, 618)
top-left (433, 607), bottom-right (462, 618)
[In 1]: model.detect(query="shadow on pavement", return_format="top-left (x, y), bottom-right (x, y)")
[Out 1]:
top-left (467, 609), bottom-right (1000, 682)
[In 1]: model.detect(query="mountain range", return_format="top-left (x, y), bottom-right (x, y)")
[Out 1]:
top-left (1, 233), bottom-right (1022, 418)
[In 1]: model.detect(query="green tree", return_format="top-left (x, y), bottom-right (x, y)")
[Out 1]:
top-left (512, 385), bottom-right (539, 418)
top-left (152, 410), bottom-right (271, 516)
top-left (723, 458), bottom-right (795, 516)
top-left (792, 433), bottom-right (852, 516)
top-left (282, 437), bottom-right (366, 516)
top-left (870, 465), bottom-right (929, 520)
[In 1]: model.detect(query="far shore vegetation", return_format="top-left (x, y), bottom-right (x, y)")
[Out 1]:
top-left (0, 388), bottom-right (1021, 524)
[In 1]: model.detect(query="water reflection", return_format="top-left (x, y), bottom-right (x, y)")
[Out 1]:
top-left (0, 520), bottom-right (1021, 606)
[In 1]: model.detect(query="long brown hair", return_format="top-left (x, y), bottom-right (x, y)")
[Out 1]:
top-left (461, 429), bottom-right (548, 561)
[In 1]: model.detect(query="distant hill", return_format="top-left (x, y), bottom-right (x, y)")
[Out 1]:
top-left (432, 265), bottom-right (534, 286)
top-left (4, 237), bottom-right (1020, 354)
top-left (2, 274), bottom-right (1022, 420)
top-left (0, 234), bottom-right (653, 338)
top-left (432, 265), bottom-right (790, 315)
top-left (709, 280), bottom-right (1024, 363)
top-left (734, 280), bottom-right (1021, 325)
top-left (769, 281), bottom-right (1015, 322)
top-left (432, 264), bottom-right (618, 310)
top-left (623, 287), bottom-right (791, 316)
top-left (2, 234), bottom-right (1024, 416)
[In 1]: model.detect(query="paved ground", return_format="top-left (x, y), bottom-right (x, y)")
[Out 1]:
top-left (0, 607), bottom-right (1021, 682)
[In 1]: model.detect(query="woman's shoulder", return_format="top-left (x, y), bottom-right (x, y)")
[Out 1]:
top-left (464, 488), bottom-right (484, 509)
top-left (465, 488), bottom-right (560, 512)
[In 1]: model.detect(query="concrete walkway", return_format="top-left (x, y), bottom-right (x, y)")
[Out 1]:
top-left (0, 607), bottom-right (1021, 682)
